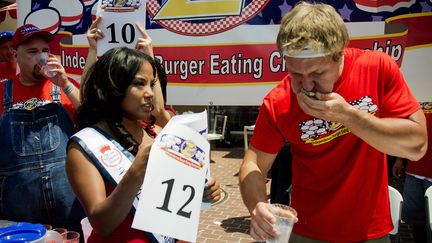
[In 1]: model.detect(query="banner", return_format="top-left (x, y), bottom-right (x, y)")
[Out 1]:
top-left (1, 0), bottom-right (431, 105)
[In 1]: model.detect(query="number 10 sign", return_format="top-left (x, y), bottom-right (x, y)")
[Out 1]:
top-left (132, 122), bottom-right (210, 242)
top-left (95, 0), bottom-right (146, 56)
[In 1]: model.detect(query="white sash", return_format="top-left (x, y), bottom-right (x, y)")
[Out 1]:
top-left (71, 127), bottom-right (175, 243)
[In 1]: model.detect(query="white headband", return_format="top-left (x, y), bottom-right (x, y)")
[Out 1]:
top-left (283, 46), bottom-right (330, 58)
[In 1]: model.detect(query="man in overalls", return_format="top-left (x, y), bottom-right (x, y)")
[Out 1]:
top-left (0, 24), bottom-right (84, 236)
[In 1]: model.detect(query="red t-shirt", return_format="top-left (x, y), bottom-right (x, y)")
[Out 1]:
top-left (251, 48), bottom-right (420, 242)
top-left (406, 102), bottom-right (432, 178)
top-left (0, 76), bottom-right (75, 120)
top-left (0, 61), bottom-right (16, 80)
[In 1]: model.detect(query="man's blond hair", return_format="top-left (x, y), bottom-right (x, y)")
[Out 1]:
top-left (276, 2), bottom-right (349, 61)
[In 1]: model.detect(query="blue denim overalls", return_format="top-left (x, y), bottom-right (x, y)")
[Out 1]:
top-left (0, 79), bottom-right (85, 233)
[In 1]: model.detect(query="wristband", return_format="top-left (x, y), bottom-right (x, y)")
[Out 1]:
top-left (62, 83), bottom-right (74, 95)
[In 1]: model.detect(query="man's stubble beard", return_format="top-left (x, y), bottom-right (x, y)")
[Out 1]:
top-left (32, 68), bottom-right (45, 80)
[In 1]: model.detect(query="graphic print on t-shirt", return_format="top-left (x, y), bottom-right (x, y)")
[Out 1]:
top-left (299, 96), bottom-right (377, 146)
top-left (421, 102), bottom-right (432, 113)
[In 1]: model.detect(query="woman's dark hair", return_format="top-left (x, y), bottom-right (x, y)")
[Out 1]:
top-left (77, 47), bottom-right (157, 154)
top-left (154, 60), bottom-right (167, 104)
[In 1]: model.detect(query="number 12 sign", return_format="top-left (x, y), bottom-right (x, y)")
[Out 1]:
top-left (132, 122), bottom-right (210, 242)
top-left (96, 0), bottom-right (145, 56)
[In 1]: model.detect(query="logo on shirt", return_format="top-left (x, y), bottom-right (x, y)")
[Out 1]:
top-left (421, 102), bottom-right (432, 113)
top-left (299, 96), bottom-right (377, 146)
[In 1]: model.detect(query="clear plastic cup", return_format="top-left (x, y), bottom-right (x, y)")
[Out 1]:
top-left (266, 204), bottom-right (297, 243)
top-left (52, 228), bottom-right (67, 238)
top-left (62, 231), bottom-right (80, 243)
top-left (38, 52), bottom-right (57, 78)
top-left (45, 230), bottom-right (63, 243)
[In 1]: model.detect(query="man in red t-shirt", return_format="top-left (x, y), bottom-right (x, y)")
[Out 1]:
top-left (0, 25), bottom-right (80, 117)
top-left (0, 31), bottom-right (17, 80)
top-left (239, 2), bottom-right (427, 243)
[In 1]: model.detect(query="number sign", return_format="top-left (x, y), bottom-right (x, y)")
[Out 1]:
top-left (132, 122), bottom-right (209, 242)
top-left (96, 0), bottom-right (146, 56)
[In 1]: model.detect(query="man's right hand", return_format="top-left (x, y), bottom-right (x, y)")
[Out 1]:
top-left (249, 202), bottom-right (279, 241)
